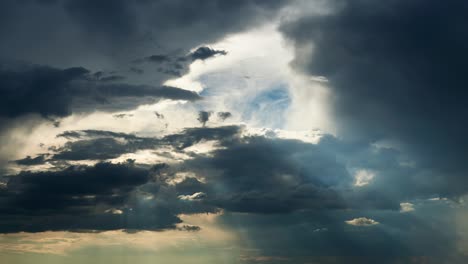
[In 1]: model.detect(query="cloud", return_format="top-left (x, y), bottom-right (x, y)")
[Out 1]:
top-left (217, 111), bottom-right (232, 121)
top-left (0, 0), bottom-right (287, 70)
top-left (178, 192), bottom-right (207, 201)
top-left (154, 111), bottom-right (165, 119)
top-left (189, 47), bottom-right (227, 61)
top-left (113, 113), bottom-right (133, 119)
top-left (0, 63), bottom-right (88, 118)
top-left (177, 225), bottom-right (201, 232)
top-left (45, 126), bottom-right (243, 163)
top-left (353, 169), bottom-right (375, 187)
top-left (181, 134), bottom-right (405, 214)
top-left (33, 125), bottom-right (411, 214)
top-left (138, 46), bottom-right (226, 64)
top-left (0, 62), bottom-right (200, 119)
top-left (399, 202), bottom-right (415, 213)
top-left (140, 55), bottom-right (172, 64)
top-left (13, 155), bottom-right (47, 166)
top-left (280, 0), bottom-right (468, 198)
top-left (134, 46), bottom-right (228, 77)
top-left (0, 159), bottom-right (222, 233)
top-left (9, 125), bottom-right (410, 220)
top-left (0, 122), bottom-right (463, 259)
top-left (0, 161), bottom-right (171, 233)
top-left (197, 111), bottom-right (212, 126)
top-left (1, 0), bottom-right (466, 255)
top-left (345, 217), bottom-right (379, 227)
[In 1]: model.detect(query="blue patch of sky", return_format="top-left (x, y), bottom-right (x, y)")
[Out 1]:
top-left (244, 85), bottom-right (290, 128)
top-left (197, 74), bottom-right (291, 128)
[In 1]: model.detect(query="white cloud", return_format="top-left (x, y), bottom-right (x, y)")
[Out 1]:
top-left (400, 202), bottom-right (415, 213)
top-left (428, 197), bottom-right (448, 201)
top-left (345, 217), bottom-right (379, 226)
top-left (353, 169), bottom-right (375, 187)
top-left (243, 127), bottom-right (324, 144)
top-left (178, 192), bottom-right (207, 201)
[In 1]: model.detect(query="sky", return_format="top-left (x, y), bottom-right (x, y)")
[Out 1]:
top-left (1, 0), bottom-right (468, 263)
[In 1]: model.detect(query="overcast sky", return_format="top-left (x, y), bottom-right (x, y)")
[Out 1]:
top-left (1, 1), bottom-right (468, 263)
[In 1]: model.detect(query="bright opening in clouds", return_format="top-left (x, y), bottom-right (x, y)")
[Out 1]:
top-left (1, 1), bottom-right (468, 263)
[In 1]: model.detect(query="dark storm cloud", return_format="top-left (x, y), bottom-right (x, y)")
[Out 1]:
top-left (180, 134), bottom-right (412, 214)
top-left (0, 161), bottom-right (154, 232)
top-left (0, 62), bottom-right (200, 118)
top-left (0, 0), bottom-right (286, 69)
top-left (0, 160), bottom-right (217, 233)
top-left (13, 155), bottom-right (48, 166)
top-left (0, 63), bottom-right (89, 118)
top-left (57, 130), bottom-right (143, 140)
top-left (280, 0), bottom-right (468, 197)
top-left (72, 83), bottom-right (201, 111)
top-left (63, 0), bottom-right (137, 40)
top-left (13, 125), bottom-right (408, 213)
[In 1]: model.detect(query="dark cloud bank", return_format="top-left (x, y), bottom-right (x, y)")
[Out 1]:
top-left (281, 0), bottom-right (468, 197)
top-left (1, 125), bottom-right (461, 261)
top-left (0, 0), bottom-right (285, 68)
top-left (0, 62), bottom-right (200, 119)
top-left (269, 0), bottom-right (468, 260)
top-left (0, 114), bottom-right (462, 264)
